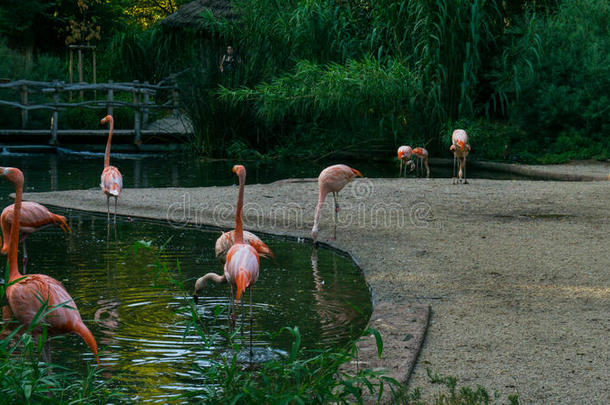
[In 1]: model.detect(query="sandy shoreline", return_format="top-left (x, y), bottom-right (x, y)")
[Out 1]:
top-left (25, 177), bottom-right (609, 403)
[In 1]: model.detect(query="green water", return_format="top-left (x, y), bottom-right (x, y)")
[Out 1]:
top-left (4, 209), bottom-right (371, 402)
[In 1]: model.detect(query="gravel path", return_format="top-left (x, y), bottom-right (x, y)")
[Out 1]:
top-left (24, 177), bottom-right (609, 403)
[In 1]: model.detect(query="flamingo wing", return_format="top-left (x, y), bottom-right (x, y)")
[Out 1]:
top-left (216, 230), bottom-right (273, 262)
top-left (224, 244), bottom-right (259, 302)
top-left (101, 166), bottom-right (123, 197)
top-left (1, 202), bottom-right (71, 253)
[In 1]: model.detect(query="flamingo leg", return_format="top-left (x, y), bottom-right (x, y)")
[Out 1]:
top-left (463, 158), bottom-right (468, 184)
top-left (332, 192), bottom-right (339, 240)
top-left (399, 159), bottom-right (403, 177)
top-left (22, 241), bottom-right (28, 274)
top-left (114, 197), bottom-right (118, 224)
top-left (453, 155), bottom-right (457, 185)
top-left (425, 159), bottom-right (430, 178)
top-left (249, 287), bottom-right (253, 358)
top-left (106, 196), bottom-right (110, 224)
top-left (230, 285), bottom-right (235, 331)
top-left (240, 294), bottom-right (245, 342)
top-left (41, 341), bottom-right (51, 363)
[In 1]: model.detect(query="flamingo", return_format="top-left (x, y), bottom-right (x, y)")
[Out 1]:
top-left (194, 165), bottom-right (260, 356)
top-left (450, 129), bottom-right (471, 184)
top-left (1, 202), bottom-right (71, 272)
top-left (397, 146), bottom-right (414, 177)
top-left (215, 230), bottom-right (273, 263)
top-left (100, 115), bottom-right (123, 223)
top-left (411, 147), bottom-right (430, 178)
top-left (0, 167), bottom-right (99, 364)
top-left (311, 164), bottom-right (363, 242)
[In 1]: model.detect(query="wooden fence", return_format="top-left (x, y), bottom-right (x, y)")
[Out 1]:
top-left (0, 77), bottom-right (184, 144)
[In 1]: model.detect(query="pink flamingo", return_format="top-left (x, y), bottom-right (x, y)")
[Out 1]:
top-left (450, 129), bottom-right (471, 184)
top-left (1, 202), bottom-right (71, 272)
top-left (215, 230), bottom-right (273, 263)
top-left (311, 164), bottom-right (363, 242)
top-left (397, 146), bottom-right (414, 177)
top-left (0, 167), bottom-right (99, 364)
top-left (411, 147), bottom-right (430, 178)
top-left (194, 165), bottom-right (260, 355)
top-left (100, 115), bottom-right (123, 223)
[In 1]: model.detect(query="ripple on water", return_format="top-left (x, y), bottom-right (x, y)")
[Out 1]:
top-left (7, 210), bottom-right (371, 402)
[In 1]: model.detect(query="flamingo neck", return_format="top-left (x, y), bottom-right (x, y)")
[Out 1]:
top-left (8, 178), bottom-right (23, 282)
top-left (104, 119), bottom-right (114, 168)
top-left (312, 189), bottom-right (327, 235)
top-left (234, 171), bottom-right (245, 244)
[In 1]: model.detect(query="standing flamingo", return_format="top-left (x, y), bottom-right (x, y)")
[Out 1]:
top-left (194, 165), bottom-right (260, 356)
top-left (215, 230), bottom-right (273, 263)
top-left (1, 202), bottom-right (71, 272)
top-left (411, 147), bottom-right (430, 178)
top-left (0, 167), bottom-right (99, 364)
top-left (311, 164), bottom-right (363, 242)
top-left (450, 129), bottom-right (471, 184)
top-left (397, 146), bottom-right (414, 177)
top-left (100, 115), bottom-right (123, 223)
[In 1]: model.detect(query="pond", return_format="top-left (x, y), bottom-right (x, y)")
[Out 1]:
top-left (3, 208), bottom-right (372, 402)
top-left (0, 147), bottom-right (531, 200)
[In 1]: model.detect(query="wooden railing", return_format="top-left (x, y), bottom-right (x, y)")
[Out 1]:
top-left (0, 77), bottom-right (183, 144)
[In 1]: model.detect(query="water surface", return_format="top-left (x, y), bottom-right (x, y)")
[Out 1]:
top-left (7, 209), bottom-right (371, 402)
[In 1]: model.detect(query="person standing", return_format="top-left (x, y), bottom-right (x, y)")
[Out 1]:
top-left (220, 45), bottom-right (239, 72)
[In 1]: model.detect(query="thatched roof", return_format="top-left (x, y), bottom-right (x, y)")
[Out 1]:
top-left (162, 0), bottom-right (238, 28)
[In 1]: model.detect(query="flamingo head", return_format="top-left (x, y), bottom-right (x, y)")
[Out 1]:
top-left (100, 115), bottom-right (113, 126)
top-left (311, 229), bottom-right (318, 243)
top-left (232, 165), bottom-right (246, 177)
top-left (450, 144), bottom-right (456, 151)
top-left (0, 167), bottom-right (24, 185)
top-left (397, 146), bottom-right (412, 160)
top-left (351, 168), bottom-right (363, 177)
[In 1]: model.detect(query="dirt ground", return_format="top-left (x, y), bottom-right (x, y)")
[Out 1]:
top-left (25, 177), bottom-right (609, 404)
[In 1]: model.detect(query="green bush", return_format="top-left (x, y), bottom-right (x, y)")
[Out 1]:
top-left (498, 0), bottom-right (610, 161)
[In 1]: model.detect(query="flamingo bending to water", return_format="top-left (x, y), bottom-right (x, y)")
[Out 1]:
top-left (1, 202), bottom-right (71, 272)
top-left (100, 115), bottom-right (123, 223)
top-left (397, 146), bottom-right (414, 177)
top-left (0, 167), bottom-right (98, 364)
top-left (411, 147), bottom-right (430, 179)
top-left (215, 230), bottom-right (273, 263)
top-left (450, 129), bottom-right (471, 184)
top-left (194, 165), bottom-right (260, 355)
top-left (311, 164), bottom-right (362, 242)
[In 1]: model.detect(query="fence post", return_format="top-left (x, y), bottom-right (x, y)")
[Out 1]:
top-left (142, 81), bottom-right (150, 128)
top-left (50, 81), bottom-right (59, 145)
top-left (107, 80), bottom-right (114, 117)
top-left (92, 49), bottom-right (97, 99)
top-left (171, 74), bottom-right (179, 118)
top-left (78, 49), bottom-right (84, 99)
top-left (133, 80), bottom-right (141, 145)
top-left (20, 85), bottom-right (28, 128)
top-left (69, 49), bottom-right (73, 101)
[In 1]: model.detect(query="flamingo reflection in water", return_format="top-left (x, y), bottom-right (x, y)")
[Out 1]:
top-left (310, 248), bottom-right (361, 337)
